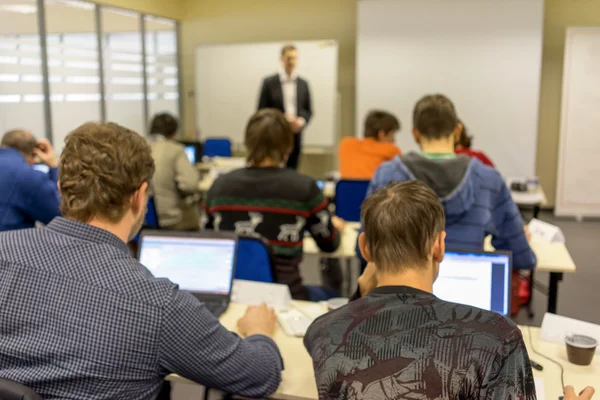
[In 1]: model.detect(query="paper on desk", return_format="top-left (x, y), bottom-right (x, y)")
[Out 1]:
top-left (528, 219), bottom-right (566, 243)
top-left (231, 280), bottom-right (291, 310)
top-left (534, 377), bottom-right (545, 400)
top-left (540, 313), bottom-right (600, 354)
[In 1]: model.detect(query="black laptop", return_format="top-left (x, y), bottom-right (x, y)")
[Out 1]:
top-left (138, 230), bottom-right (237, 317)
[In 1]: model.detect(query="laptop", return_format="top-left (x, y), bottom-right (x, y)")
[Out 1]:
top-left (433, 249), bottom-right (512, 316)
top-left (138, 230), bottom-right (237, 317)
top-left (184, 145), bottom-right (197, 164)
top-left (33, 164), bottom-right (50, 174)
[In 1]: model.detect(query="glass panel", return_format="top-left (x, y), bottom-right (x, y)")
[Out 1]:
top-left (102, 7), bottom-right (144, 134)
top-left (0, 0), bottom-right (45, 140)
top-left (45, 0), bottom-right (100, 154)
top-left (144, 15), bottom-right (179, 126)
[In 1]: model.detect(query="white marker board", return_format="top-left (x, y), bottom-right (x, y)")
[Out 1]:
top-left (555, 27), bottom-right (600, 217)
top-left (195, 41), bottom-right (338, 148)
top-left (357, 0), bottom-right (544, 177)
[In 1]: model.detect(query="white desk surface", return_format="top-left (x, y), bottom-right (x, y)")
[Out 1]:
top-left (304, 222), bottom-right (576, 274)
top-left (167, 302), bottom-right (597, 400)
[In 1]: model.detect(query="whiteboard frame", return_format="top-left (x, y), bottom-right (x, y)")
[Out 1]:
top-left (555, 27), bottom-right (600, 218)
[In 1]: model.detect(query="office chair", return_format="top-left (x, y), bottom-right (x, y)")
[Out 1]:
top-left (235, 234), bottom-right (275, 283)
top-left (334, 180), bottom-right (370, 222)
top-left (0, 378), bottom-right (42, 400)
top-left (131, 196), bottom-right (160, 246)
top-left (203, 138), bottom-right (232, 158)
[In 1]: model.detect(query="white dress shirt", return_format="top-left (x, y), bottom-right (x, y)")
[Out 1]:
top-left (279, 70), bottom-right (298, 117)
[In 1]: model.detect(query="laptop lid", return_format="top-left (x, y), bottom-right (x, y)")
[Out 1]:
top-left (434, 249), bottom-right (512, 316)
top-left (138, 230), bottom-right (237, 302)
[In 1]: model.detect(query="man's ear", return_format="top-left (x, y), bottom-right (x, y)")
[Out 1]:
top-left (376, 130), bottom-right (386, 142)
top-left (358, 232), bottom-right (373, 263)
top-left (432, 231), bottom-right (446, 263)
top-left (412, 128), bottom-right (421, 145)
top-left (132, 182), bottom-right (149, 214)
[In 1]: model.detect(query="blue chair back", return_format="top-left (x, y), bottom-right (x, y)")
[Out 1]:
top-left (334, 180), bottom-right (370, 222)
top-left (203, 138), bottom-right (232, 157)
top-left (145, 196), bottom-right (159, 228)
top-left (235, 234), bottom-right (274, 283)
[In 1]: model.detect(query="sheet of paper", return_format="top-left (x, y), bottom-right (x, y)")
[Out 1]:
top-left (540, 313), bottom-right (600, 354)
top-left (231, 279), bottom-right (292, 310)
top-left (529, 218), bottom-right (566, 243)
top-left (534, 377), bottom-right (545, 400)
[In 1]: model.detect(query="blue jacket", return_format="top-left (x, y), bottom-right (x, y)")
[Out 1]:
top-left (0, 148), bottom-right (61, 231)
top-left (358, 153), bottom-right (537, 270)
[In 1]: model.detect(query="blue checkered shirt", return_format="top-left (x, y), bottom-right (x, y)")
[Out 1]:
top-left (0, 217), bottom-right (283, 399)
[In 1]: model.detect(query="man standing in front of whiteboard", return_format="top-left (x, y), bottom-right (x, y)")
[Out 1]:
top-left (258, 44), bottom-right (312, 170)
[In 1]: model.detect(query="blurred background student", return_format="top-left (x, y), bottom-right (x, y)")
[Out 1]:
top-left (454, 120), bottom-right (494, 167)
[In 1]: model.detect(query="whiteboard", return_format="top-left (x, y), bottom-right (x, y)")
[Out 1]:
top-left (555, 27), bottom-right (600, 217)
top-left (357, 0), bottom-right (544, 177)
top-left (195, 41), bottom-right (338, 148)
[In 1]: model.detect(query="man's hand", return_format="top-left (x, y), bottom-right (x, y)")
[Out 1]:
top-left (564, 386), bottom-right (595, 400)
top-left (332, 216), bottom-right (345, 232)
top-left (357, 262), bottom-right (378, 297)
top-left (34, 139), bottom-right (58, 168)
top-left (237, 303), bottom-right (277, 338)
top-left (524, 225), bottom-right (532, 243)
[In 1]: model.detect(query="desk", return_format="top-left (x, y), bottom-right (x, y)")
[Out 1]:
top-left (167, 303), bottom-right (597, 400)
top-left (304, 226), bottom-right (576, 314)
top-left (522, 326), bottom-right (599, 400)
top-left (511, 186), bottom-right (548, 219)
top-left (167, 302), bottom-right (317, 400)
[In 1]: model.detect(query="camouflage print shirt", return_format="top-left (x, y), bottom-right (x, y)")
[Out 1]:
top-left (304, 286), bottom-right (536, 400)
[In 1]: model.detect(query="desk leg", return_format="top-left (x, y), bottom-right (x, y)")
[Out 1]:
top-left (548, 272), bottom-right (563, 314)
top-left (533, 204), bottom-right (541, 219)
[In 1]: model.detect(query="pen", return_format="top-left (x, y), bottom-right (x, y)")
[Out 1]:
top-left (530, 360), bottom-right (544, 371)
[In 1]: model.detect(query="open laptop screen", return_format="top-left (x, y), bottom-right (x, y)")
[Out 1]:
top-left (184, 145), bottom-right (196, 164)
top-left (433, 250), bottom-right (511, 316)
top-left (139, 235), bottom-right (235, 295)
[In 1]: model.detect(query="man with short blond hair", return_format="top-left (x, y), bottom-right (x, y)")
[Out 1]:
top-left (305, 181), bottom-right (537, 400)
top-left (0, 122), bottom-right (283, 400)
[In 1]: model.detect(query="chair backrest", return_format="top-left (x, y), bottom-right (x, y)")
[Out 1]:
top-left (0, 378), bottom-right (42, 400)
top-left (203, 138), bottom-right (232, 157)
top-left (334, 180), bottom-right (371, 222)
top-left (235, 234), bottom-right (274, 283)
top-left (145, 196), bottom-right (159, 229)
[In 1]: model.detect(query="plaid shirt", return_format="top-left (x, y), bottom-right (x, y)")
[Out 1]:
top-left (0, 217), bottom-right (283, 400)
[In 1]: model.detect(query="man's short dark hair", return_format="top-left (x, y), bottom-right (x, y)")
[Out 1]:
top-left (1, 129), bottom-right (37, 156)
top-left (149, 113), bottom-right (178, 138)
top-left (245, 109), bottom-right (293, 165)
top-left (281, 44), bottom-right (297, 56)
top-left (364, 110), bottom-right (400, 139)
top-left (361, 181), bottom-right (445, 273)
top-left (413, 94), bottom-right (458, 140)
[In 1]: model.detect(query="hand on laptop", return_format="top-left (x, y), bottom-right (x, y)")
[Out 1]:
top-left (565, 386), bottom-right (595, 400)
top-left (357, 262), bottom-right (378, 297)
top-left (238, 303), bottom-right (277, 338)
top-left (332, 216), bottom-right (345, 233)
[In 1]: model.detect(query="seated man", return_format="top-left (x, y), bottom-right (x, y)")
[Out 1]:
top-left (360, 94), bottom-right (536, 270)
top-left (305, 181), bottom-right (537, 399)
top-left (0, 122), bottom-right (282, 399)
top-left (203, 109), bottom-right (344, 301)
top-left (149, 113), bottom-right (201, 230)
top-left (0, 130), bottom-right (61, 231)
top-left (339, 110), bottom-right (402, 179)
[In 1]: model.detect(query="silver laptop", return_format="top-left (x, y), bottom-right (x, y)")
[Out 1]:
top-left (138, 230), bottom-right (237, 317)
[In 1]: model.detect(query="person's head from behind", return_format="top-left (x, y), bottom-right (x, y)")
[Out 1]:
top-left (59, 122), bottom-right (155, 242)
top-left (1, 129), bottom-right (38, 165)
top-left (149, 113), bottom-right (178, 139)
top-left (364, 110), bottom-right (400, 144)
top-left (245, 108), bottom-right (293, 167)
top-left (358, 181), bottom-right (446, 284)
top-left (455, 119), bottom-right (472, 149)
top-left (412, 94), bottom-right (462, 148)
top-left (281, 44), bottom-right (298, 76)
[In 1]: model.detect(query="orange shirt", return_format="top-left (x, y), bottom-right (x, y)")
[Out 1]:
top-left (339, 137), bottom-right (402, 179)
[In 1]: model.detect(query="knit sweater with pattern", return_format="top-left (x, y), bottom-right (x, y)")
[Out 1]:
top-left (203, 167), bottom-right (340, 300)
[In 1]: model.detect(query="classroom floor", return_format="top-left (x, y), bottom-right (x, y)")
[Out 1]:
top-left (300, 211), bottom-right (600, 327)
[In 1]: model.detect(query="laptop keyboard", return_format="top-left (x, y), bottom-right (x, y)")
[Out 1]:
top-left (204, 301), bottom-right (227, 318)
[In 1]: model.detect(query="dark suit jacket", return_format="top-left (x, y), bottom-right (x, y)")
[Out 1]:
top-left (257, 74), bottom-right (312, 124)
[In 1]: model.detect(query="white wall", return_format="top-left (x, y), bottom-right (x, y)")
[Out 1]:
top-left (357, 0), bottom-right (544, 177)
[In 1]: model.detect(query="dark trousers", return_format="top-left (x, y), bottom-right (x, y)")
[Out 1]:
top-left (286, 132), bottom-right (302, 170)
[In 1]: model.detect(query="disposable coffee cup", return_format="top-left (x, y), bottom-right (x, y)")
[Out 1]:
top-left (327, 297), bottom-right (349, 311)
top-left (565, 334), bottom-right (597, 366)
